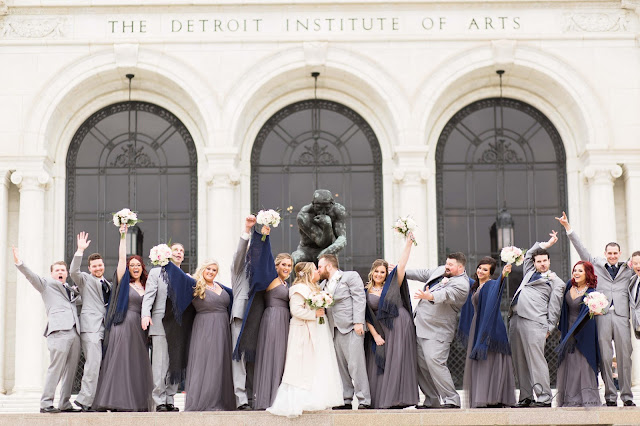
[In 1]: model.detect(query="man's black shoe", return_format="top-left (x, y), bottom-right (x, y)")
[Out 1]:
top-left (416, 405), bottom-right (432, 409)
top-left (61, 407), bottom-right (81, 413)
top-left (357, 404), bottom-right (371, 410)
top-left (332, 404), bottom-right (352, 410)
top-left (74, 401), bottom-right (95, 412)
top-left (531, 401), bottom-right (551, 408)
top-left (624, 400), bottom-right (636, 407)
top-left (156, 404), bottom-right (168, 412)
top-left (237, 403), bottom-right (251, 411)
top-left (166, 403), bottom-right (179, 412)
top-left (515, 398), bottom-right (533, 408)
top-left (605, 401), bottom-right (617, 407)
top-left (39, 406), bottom-right (60, 414)
top-left (440, 403), bottom-right (460, 409)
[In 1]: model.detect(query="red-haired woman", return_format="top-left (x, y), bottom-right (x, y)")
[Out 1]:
top-left (93, 224), bottom-right (153, 411)
top-left (555, 261), bottom-right (602, 407)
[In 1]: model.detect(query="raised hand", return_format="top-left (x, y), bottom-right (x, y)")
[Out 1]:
top-left (546, 230), bottom-right (558, 247)
top-left (11, 245), bottom-right (20, 264)
top-left (119, 224), bottom-right (128, 235)
top-left (502, 263), bottom-right (513, 277)
top-left (554, 211), bottom-right (571, 232)
top-left (76, 232), bottom-right (91, 251)
top-left (245, 215), bottom-right (257, 232)
top-left (414, 288), bottom-right (433, 301)
top-left (261, 225), bottom-right (271, 236)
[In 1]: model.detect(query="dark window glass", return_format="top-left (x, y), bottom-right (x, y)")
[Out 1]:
top-left (251, 100), bottom-right (383, 278)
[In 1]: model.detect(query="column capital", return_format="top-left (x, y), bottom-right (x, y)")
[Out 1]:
top-left (393, 168), bottom-right (429, 185)
top-left (10, 170), bottom-right (50, 191)
top-left (204, 169), bottom-right (240, 188)
top-left (584, 164), bottom-right (622, 185)
top-left (623, 163), bottom-right (640, 181)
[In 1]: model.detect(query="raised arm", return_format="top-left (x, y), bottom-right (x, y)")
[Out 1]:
top-left (396, 232), bottom-right (415, 285)
top-left (231, 215), bottom-right (256, 278)
top-left (70, 232), bottom-right (91, 288)
top-left (555, 212), bottom-right (593, 263)
top-left (12, 246), bottom-right (46, 293)
top-left (523, 231), bottom-right (558, 274)
top-left (116, 224), bottom-right (127, 283)
top-left (405, 268), bottom-right (433, 283)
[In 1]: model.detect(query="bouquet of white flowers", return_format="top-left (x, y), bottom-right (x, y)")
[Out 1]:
top-left (392, 215), bottom-right (418, 246)
top-left (500, 246), bottom-right (525, 276)
top-left (583, 291), bottom-right (609, 318)
top-left (149, 244), bottom-right (172, 267)
top-left (256, 209), bottom-right (281, 241)
top-left (306, 291), bottom-right (335, 324)
top-left (112, 208), bottom-right (140, 239)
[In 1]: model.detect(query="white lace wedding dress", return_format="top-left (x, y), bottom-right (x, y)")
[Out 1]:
top-left (267, 284), bottom-right (343, 417)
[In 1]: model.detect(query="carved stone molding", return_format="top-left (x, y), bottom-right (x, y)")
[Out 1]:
top-left (393, 168), bottom-right (428, 185)
top-left (622, 1), bottom-right (640, 16)
top-left (0, 16), bottom-right (68, 38)
top-left (563, 11), bottom-right (630, 33)
top-left (10, 170), bottom-right (50, 191)
top-left (304, 41), bottom-right (329, 67)
top-left (584, 164), bottom-right (623, 185)
top-left (205, 169), bottom-right (241, 188)
top-left (0, 1), bottom-right (8, 17)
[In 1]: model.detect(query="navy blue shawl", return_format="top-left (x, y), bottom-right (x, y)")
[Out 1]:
top-left (105, 269), bottom-right (131, 330)
top-left (458, 276), bottom-right (511, 360)
top-left (556, 283), bottom-right (600, 378)
top-left (163, 262), bottom-right (198, 324)
top-left (232, 230), bottom-right (278, 362)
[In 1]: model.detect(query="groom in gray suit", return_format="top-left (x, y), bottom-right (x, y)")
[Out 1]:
top-left (508, 231), bottom-right (564, 407)
top-left (318, 254), bottom-right (371, 409)
top-left (557, 212), bottom-right (636, 406)
top-left (407, 252), bottom-right (469, 409)
top-left (69, 232), bottom-right (111, 411)
top-left (141, 242), bottom-right (186, 412)
top-left (12, 246), bottom-right (81, 413)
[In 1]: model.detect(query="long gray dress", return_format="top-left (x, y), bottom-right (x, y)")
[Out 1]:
top-left (253, 284), bottom-right (290, 410)
top-left (184, 288), bottom-right (235, 411)
top-left (365, 293), bottom-right (419, 408)
top-left (463, 290), bottom-right (516, 408)
top-left (93, 286), bottom-right (153, 411)
top-left (556, 291), bottom-right (602, 407)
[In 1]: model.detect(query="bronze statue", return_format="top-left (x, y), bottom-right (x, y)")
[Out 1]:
top-left (291, 189), bottom-right (347, 264)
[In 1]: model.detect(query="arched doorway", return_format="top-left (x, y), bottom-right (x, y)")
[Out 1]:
top-left (251, 99), bottom-right (383, 277)
top-left (436, 97), bottom-right (568, 387)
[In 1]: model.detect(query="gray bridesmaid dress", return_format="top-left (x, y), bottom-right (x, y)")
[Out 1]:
top-left (253, 284), bottom-right (290, 410)
top-left (463, 289), bottom-right (516, 408)
top-left (365, 293), bottom-right (419, 408)
top-left (184, 288), bottom-right (235, 411)
top-left (556, 291), bottom-right (602, 407)
top-left (93, 286), bottom-right (153, 411)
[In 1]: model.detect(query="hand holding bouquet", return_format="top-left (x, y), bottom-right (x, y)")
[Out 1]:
top-left (256, 209), bottom-right (281, 241)
top-left (306, 291), bottom-right (335, 324)
top-left (500, 246), bottom-right (525, 276)
top-left (113, 208), bottom-right (140, 239)
top-left (392, 215), bottom-right (418, 246)
top-left (149, 244), bottom-right (172, 267)
top-left (583, 291), bottom-right (609, 318)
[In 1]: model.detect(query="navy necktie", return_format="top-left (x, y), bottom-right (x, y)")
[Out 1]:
top-left (606, 264), bottom-right (618, 280)
top-left (529, 272), bottom-right (542, 282)
top-left (425, 276), bottom-right (443, 291)
top-left (101, 279), bottom-right (111, 305)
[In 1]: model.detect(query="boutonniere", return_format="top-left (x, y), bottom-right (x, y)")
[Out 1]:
top-left (441, 277), bottom-right (450, 285)
top-left (334, 271), bottom-right (343, 282)
top-left (541, 271), bottom-right (556, 281)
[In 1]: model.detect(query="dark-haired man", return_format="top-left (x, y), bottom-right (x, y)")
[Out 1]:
top-left (556, 212), bottom-right (635, 406)
top-left (69, 232), bottom-right (111, 411)
top-left (508, 231), bottom-right (564, 408)
top-left (407, 252), bottom-right (470, 409)
top-left (12, 246), bottom-right (81, 413)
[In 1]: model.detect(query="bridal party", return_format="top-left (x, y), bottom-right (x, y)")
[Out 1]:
top-left (11, 206), bottom-right (640, 415)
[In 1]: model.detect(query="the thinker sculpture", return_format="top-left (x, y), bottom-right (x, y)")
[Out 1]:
top-left (291, 189), bottom-right (347, 264)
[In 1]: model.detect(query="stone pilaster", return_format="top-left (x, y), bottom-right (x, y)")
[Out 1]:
top-left (583, 164), bottom-right (622, 251)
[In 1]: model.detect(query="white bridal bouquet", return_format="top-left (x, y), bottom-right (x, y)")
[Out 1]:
top-left (306, 291), bottom-right (335, 324)
top-left (583, 291), bottom-right (609, 318)
top-left (500, 246), bottom-right (525, 276)
top-left (149, 244), bottom-right (172, 267)
top-left (392, 215), bottom-right (418, 246)
top-left (112, 208), bottom-right (140, 238)
top-left (256, 209), bottom-right (281, 241)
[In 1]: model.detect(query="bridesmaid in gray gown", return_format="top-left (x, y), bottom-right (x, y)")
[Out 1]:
top-left (93, 224), bottom-right (153, 412)
top-left (184, 259), bottom-right (235, 411)
top-left (253, 253), bottom-right (293, 410)
top-left (365, 234), bottom-right (419, 409)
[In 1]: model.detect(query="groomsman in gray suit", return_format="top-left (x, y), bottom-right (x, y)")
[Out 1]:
top-left (628, 251), bottom-right (640, 339)
top-left (141, 242), bottom-right (186, 412)
top-left (230, 215), bottom-right (257, 410)
top-left (407, 252), bottom-right (469, 409)
top-left (556, 212), bottom-right (636, 406)
top-left (318, 254), bottom-right (371, 410)
top-left (508, 231), bottom-right (564, 407)
top-left (69, 232), bottom-right (111, 412)
top-left (12, 246), bottom-right (81, 413)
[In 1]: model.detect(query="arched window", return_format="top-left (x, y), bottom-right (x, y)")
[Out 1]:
top-left (251, 99), bottom-right (383, 277)
top-left (66, 101), bottom-right (198, 273)
top-left (436, 97), bottom-right (568, 387)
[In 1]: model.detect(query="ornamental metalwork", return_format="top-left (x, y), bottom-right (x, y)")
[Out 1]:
top-left (110, 143), bottom-right (156, 168)
top-left (436, 97), bottom-right (568, 387)
top-left (251, 99), bottom-right (383, 277)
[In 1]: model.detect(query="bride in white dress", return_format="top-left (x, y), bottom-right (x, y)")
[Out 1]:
top-left (267, 262), bottom-right (343, 417)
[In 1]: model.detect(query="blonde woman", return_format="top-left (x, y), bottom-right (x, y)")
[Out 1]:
top-left (184, 260), bottom-right (235, 411)
top-left (267, 262), bottom-right (343, 417)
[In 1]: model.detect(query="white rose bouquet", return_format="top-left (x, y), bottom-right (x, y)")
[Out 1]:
top-left (149, 244), bottom-right (172, 267)
top-left (306, 291), bottom-right (335, 324)
top-left (500, 246), bottom-right (525, 276)
top-left (256, 209), bottom-right (281, 241)
top-left (112, 208), bottom-right (140, 238)
top-left (583, 291), bottom-right (609, 318)
top-left (392, 215), bottom-right (418, 246)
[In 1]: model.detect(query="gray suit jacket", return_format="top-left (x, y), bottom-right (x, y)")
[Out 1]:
top-left (230, 236), bottom-right (250, 322)
top-left (510, 242), bottom-right (564, 333)
top-left (567, 230), bottom-right (633, 319)
top-left (16, 263), bottom-right (81, 337)
top-left (320, 270), bottom-right (367, 336)
top-left (69, 254), bottom-right (109, 336)
top-left (406, 266), bottom-right (469, 343)
top-left (628, 275), bottom-right (640, 339)
top-left (142, 267), bottom-right (169, 336)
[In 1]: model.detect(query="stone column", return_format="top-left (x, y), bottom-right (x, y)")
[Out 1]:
top-left (583, 164), bottom-right (622, 251)
top-left (10, 170), bottom-right (50, 392)
top-left (205, 169), bottom-right (240, 283)
top-left (624, 164), bottom-right (640, 386)
top-left (0, 170), bottom-right (9, 393)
